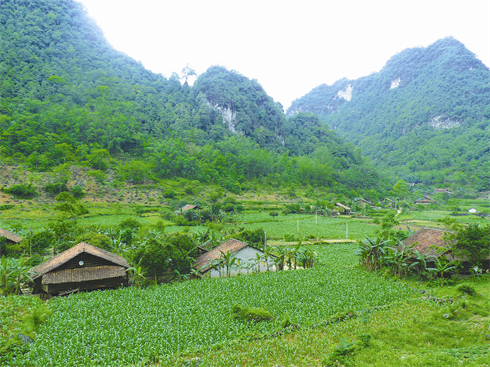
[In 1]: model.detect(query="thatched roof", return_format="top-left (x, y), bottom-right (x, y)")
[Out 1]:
top-left (181, 204), bottom-right (198, 212)
top-left (0, 228), bottom-right (23, 243)
top-left (335, 203), bottom-right (351, 211)
top-left (402, 228), bottom-right (454, 259)
top-left (194, 238), bottom-right (255, 273)
top-left (31, 242), bottom-right (129, 280)
top-left (434, 189), bottom-right (451, 194)
top-left (42, 265), bottom-right (126, 285)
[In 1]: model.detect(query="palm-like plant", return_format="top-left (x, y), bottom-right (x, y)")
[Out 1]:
top-left (355, 237), bottom-right (390, 271)
top-left (428, 257), bottom-right (459, 286)
top-left (126, 259), bottom-right (148, 287)
top-left (0, 256), bottom-right (35, 295)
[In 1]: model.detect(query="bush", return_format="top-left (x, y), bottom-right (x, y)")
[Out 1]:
top-left (0, 204), bottom-right (14, 211)
top-left (71, 185), bottom-right (85, 198)
top-left (269, 211), bottom-right (278, 218)
top-left (231, 304), bottom-right (273, 322)
top-left (4, 184), bottom-right (38, 199)
top-left (43, 182), bottom-right (68, 196)
top-left (456, 284), bottom-right (477, 296)
top-left (30, 230), bottom-right (55, 255)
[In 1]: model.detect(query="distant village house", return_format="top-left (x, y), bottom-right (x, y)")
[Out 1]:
top-left (0, 228), bottom-right (23, 245)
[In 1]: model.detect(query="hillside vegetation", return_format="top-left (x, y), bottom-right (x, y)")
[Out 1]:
top-left (0, 0), bottom-right (384, 196)
top-left (288, 37), bottom-right (490, 189)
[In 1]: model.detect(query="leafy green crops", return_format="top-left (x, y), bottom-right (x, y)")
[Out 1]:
top-left (14, 247), bottom-right (417, 366)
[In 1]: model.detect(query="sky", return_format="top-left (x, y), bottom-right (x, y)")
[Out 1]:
top-left (78, 0), bottom-right (490, 110)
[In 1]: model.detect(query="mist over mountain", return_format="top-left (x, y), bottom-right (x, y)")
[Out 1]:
top-left (288, 37), bottom-right (490, 189)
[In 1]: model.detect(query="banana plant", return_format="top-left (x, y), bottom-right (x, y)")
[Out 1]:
top-left (428, 257), bottom-right (459, 286)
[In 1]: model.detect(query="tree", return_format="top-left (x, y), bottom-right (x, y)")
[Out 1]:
top-left (391, 179), bottom-right (410, 200)
top-left (451, 224), bottom-right (490, 267)
top-left (180, 64), bottom-right (196, 84)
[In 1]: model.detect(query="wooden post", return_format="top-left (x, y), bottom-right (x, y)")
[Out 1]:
top-left (346, 222), bottom-right (349, 239)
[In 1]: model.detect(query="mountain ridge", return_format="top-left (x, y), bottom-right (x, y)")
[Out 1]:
top-left (287, 36), bottom-right (490, 188)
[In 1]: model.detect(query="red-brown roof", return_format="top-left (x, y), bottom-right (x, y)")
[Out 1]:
top-left (0, 228), bottom-right (23, 243)
top-left (194, 238), bottom-right (251, 273)
top-left (31, 242), bottom-right (129, 280)
top-left (402, 228), bottom-right (455, 259)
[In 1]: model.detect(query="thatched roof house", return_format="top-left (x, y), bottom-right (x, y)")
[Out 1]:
top-left (175, 204), bottom-right (201, 215)
top-left (414, 195), bottom-right (437, 205)
top-left (0, 228), bottom-right (23, 243)
top-left (335, 203), bottom-right (351, 214)
top-left (434, 188), bottom-right (452, 194)
top-left (402, 228), bottom-right (490, 268)
top-left (31, 242), bottom-right (129, 296)
top-left (194, 238), bottom-right (273, 277)
top-left (402, 228), bottom-right (454, 259)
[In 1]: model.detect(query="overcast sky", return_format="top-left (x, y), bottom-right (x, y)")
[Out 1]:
top-left (77, 0), bottom-right (490, 110)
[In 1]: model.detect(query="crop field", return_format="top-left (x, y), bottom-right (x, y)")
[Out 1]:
top-left (240, 214), bottom-right (378, 241)
top-left (11, 245), bottom-right (417, 366)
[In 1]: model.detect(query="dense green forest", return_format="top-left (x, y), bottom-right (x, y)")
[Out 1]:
top-left (288, 37), bottom-right (490, 189)
top-left (0, 0), bottom-right (386, 196)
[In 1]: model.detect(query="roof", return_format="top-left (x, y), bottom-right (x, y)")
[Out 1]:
top-left (402, 228), bottom-right (454, 259)
top-left (31, 242), bottom-right (129, 280)
top-left (0, 228), bottom-right (23, 243)
top-left (181, 204), bottom-right (198, 212)
top-left (434, 189), bottom-right (451, 193)
top-left (335, 203), bottom-right (351, 211)
top-left (42, 265), bottom-right (126, 284)
top-left (194, 238), bottom-right (256, 273)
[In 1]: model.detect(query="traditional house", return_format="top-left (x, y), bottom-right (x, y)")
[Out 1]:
top-left (175, 204), bottom-right (200, 215)
top-left (0, 228), bottom-right (23, 244)
top-left (194, 238), bottom-right (274, 277)
top-left (402, 228), bottom-right (454, 259)
top-left (434, 188), bottom-right (452, 194)
top-left (334, 203), bottom-right (351, 215)
top-left (30, 242), bottom-right (129, 296)
top-left (402, 228), bottom-right (490, 270)
top-left (359, 198), bottom-right (376, 210)
top-left (414, 195), bottom-right (437, 205)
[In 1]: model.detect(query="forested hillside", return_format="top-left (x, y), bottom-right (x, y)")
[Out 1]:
top-left (288, 37), bottom-right (490, 189)
top-left (0, 0), bottom-right (385, 196)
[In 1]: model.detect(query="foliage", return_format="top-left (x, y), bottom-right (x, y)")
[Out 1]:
top-left (0, 256), bottom-right (35, 296)
top-left (3, 184), bottom-right (38, 199)
top-left (54, 192), bottom-right (88, 217)
top-left (231, 304), bottom-right (273, 322)
top-left (288, 37), bottom-right (490, 188)
top-left (130, 232), bottom-right (196, 276)
top-left (451, 224), bottom-right (490, 267)
top-left (30, 230), bottom-right (55, 255)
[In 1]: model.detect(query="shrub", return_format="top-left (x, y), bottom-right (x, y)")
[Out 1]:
top-left (456, 284), bottom-right (477, 296)
top-left (4, 184), bottom-right (38, 199)
top-left (231, 304), bottom-right (273, 322)
top-left (71, 185), bottom-right (85, 198)
top-left (0, 204), bottom-right (14, 211)
top-left (30, 230), bottom-right (55, 255)
top-left (43, 181), bottom-right (68, 196)
top-left (269, 211), bottom-right (278, 218)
